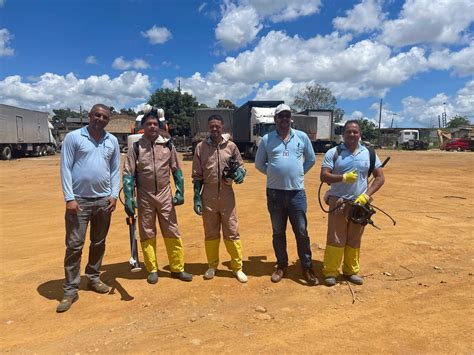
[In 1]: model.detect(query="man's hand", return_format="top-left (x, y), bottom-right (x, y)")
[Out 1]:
top-left (193, 194), bottom-right (202, 216)
top-left (106, 197), bottom-right (117, 214)
top-left (66, 200), bottom-right (82, 214)
top-left (172, 194), bottom-right (184, 206)
top-left (233, 168), bottom-right (246, 184)
top-left (354, 193), bottom-right (370, 206)
top-left (342, 169), bottom-right (358, 184)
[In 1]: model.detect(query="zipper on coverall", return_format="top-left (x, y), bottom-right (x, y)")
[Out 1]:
top-left (217, 143), bottom-right (221, 200)
top-left (152, 143), bottom-right (158, 194)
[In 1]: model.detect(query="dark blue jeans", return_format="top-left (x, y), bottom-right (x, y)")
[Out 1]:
top-left (266, 188), bottom-right (313, 269)
top-left (63, 197), bottom-right (111, 296)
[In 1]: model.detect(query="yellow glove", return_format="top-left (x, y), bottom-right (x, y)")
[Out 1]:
top-left (354, 193), bottom-right (370, 206)
top-left (342, 169), bottom-right (358, 184)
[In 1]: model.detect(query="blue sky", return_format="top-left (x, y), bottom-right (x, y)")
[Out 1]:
top-left (1, 0), bottom-right (473, 128)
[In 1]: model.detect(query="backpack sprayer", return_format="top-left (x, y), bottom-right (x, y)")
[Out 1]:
top-left (318, 156), bottom-right (396, 229)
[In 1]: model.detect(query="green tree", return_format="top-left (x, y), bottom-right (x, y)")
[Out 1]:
top-left (357, 119), bottom-right (378, 142)
top-left (148, 88), bottom-right (200, 136)
top-left (334, 108), bottom-right (345, 123)
top-left (52, 108), bottom-right (83, 129)
top-left (216, 99), bottom-right (236, 109)
top-left (293, 83), bottom-right (337, 110)
top-left (446, 115), bottom-right (471, 129)
top-left (292, 83), bottom-right (344, 122)
top-left (119, 108), bottom-right (137, 116)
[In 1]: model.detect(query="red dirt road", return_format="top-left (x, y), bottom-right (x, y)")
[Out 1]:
top-left (0, 150), bottom-right (473, 353)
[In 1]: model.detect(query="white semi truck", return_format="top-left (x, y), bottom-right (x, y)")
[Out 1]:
top-left (396, 129), bottom-right (428, 150)
top-left (232, 100), bottom-right (283, 159)
top-left (0, 104), bottom-right (57, 160)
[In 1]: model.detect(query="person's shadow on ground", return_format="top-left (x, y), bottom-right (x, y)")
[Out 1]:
top-left (37, 256), bottom-right (324, 302)
top-left (37, 262), bottom-right (149, 302)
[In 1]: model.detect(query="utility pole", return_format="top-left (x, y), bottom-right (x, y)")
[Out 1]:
top-left (390, 113), bottom-right (397, 128)
top-left (80, 105), bottom-right (83, 125)
top-left (377, 98), bottom-right (382, 147)
top-left (442, 102), bottom-right (447, 127)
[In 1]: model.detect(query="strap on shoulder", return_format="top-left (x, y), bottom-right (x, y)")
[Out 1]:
top-left (332, 144), bottom-right (342, 165)
top-left (367, 147), bottom-right (376, 178)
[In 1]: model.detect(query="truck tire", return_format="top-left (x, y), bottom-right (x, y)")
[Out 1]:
top-left (40, 145), bottom-right (48, 156)
top-left (1, 146), bottom-right (12, 160)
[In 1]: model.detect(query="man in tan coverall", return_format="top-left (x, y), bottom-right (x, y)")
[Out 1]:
top-left (122, 110), bottom-right (192, 284)
top-left (192, 114), bottom-right (248, 283)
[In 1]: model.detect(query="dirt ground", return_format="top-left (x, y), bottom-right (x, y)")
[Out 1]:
top-left (0, 149), bottom-right (473, 353)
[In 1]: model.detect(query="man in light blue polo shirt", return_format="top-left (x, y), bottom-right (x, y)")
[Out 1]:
top-left (57, 103), bottom-right (121, 312)
top-left (255, 103), bottom-right (318, 286)
top-left (320, 120), bottom-right (385, 286)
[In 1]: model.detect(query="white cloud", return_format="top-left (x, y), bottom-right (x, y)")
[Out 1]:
top-left (141, 25), bottom-right (172, 44)
top-left (254, 78), bottom-right (307, 104)
top-left (397, 81), bottom-right (474, 127)
top-left (0, 28), bottom-right (14, 57)
top-left (241, 0), bottom-right (322, 22)
top-left (0, 71), bottom-right (151, 113)
top-left (112, 56), bottom-right (149, 70)
top-left (453, 79), bottom-right (474, 118)
top-left (198, 2), bottom-right (207, 12)
top-left (85, 55), bottom-right (97, 64)
top-left (214, 0), bottom-right (321, 50)
top-left (333, 0), bottom-right (386, 34)
top-left (215, 4), bottom-right (262, 50)
top-left (379, 0), bottom-right (474, 47)
top-left (169, 29), bottom-right (473, 107)
top-left (163, 72), bottom-right (258, 107)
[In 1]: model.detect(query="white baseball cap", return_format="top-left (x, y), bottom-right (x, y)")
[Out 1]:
top-left (275, 103), bottom-right (291, 116)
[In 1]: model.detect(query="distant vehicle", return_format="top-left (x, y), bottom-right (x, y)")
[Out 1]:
top-left (292, 110), bottom-right (340, 152)
top-left (0, 104), bottom-right (57, 160)
top-left (233, 101), bottom-right (283, 159)
top-left (442, 138), bottom-right (473, 151)
top-left (396, 129), bottom-right (428, 150)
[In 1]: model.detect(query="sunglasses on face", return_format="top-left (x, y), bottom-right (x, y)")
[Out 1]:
top-left (277, 112), bottom-right (291, 119)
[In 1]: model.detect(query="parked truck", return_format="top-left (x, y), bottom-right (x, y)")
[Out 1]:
top-left (396, 129), bottom-right (428, 150)
top-left (291, 109), bottom-right (339, 152)
top-left (0, 104), bottom-right (57, 160)
top-left (232, 100), bottom-right (283, 159)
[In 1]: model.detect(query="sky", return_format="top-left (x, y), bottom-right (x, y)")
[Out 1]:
top-left (0, 0), bottom-right (473, 128)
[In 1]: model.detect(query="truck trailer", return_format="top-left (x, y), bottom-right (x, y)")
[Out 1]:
top-left (0, 104), bottom-right (57, 160)
top-left (291, 109), bottom-right (338, 152)
top-left (232, 100), bottom-right (283, 159)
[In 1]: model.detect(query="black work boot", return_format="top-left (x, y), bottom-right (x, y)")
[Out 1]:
top-left (171, 271), bottom-right (193, 282)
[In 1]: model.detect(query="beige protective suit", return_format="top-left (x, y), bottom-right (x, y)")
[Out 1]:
top-left (192, 134), bottom-right (244, 271)
top-left (123, 136), bottom-right (185, 273)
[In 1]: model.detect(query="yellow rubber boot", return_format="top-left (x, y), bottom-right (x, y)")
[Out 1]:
top-left (342, 246), bottom-right (360, 275)
top-left (163, 237), bottom-right (185, 273)
top-left (224, 239), bottom-right (243, 271)
top-left (205, 239), bottom-right (220, 269)
top-left (141, 238), bottom-right (158, 273)
top-left (322, 245), bottom-right (344, 278)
